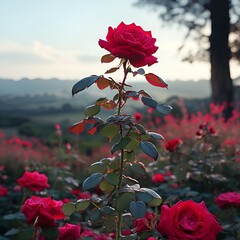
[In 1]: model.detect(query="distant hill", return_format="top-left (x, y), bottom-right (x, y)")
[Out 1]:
top-left (0, 78), bottom-right (211, 101)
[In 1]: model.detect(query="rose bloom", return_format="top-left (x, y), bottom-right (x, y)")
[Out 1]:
top-left (22, 196), bottom-right (65, 228)
top-left (165, 138), bottom-right (182, 152)
top-left (0, 185), bottom-right (8, 197)
top-left (215, 192), bottom-right (240, 208)
top-left (99, 22), bottom-right (158, 68)
top-left (156, 200), bottom-right (222, 240)
top-left (17, 171), bottom-right (50, 192)
top-left (58, 223), bottom-right (81, 240)
top-left (134, 112), bottom-right (142, 122)
top-left (133, 211), bottom-right (155, 233)
top-left (152, 173), bottom-right (164, 184)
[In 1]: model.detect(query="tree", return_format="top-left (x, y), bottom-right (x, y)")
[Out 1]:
top-left (136, 0), bottom-right (240, 119)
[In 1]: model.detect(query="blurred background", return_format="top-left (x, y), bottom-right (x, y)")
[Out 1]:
top-left (0, 0), bottom-right (239, 140)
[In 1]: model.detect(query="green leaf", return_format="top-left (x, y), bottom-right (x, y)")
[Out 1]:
top-left (137, 68), bottom-right (145, 75)
top-left (4, 228), bottom-right (19, 237)
top-left (141, 96), bottom-right (157, 109)
top-left (116, 192), bottom-right (135, 212)
top-left (100, 124), bottom-right (120, 138)
top-left (123, 151), bottom-right (135, 163)
top-left (101, 206), bottom-right (116, 215)
top-left (136, 191), bottom-right (153, 204)
top-left (76, 199), bottom-right (90, 211)
top-left (131, 162), bottom-right (146, 175)
top-left (149, 132), bottom-right (164, 140)
top-left (99, 180), bottom-right (115, 192)
top-left (82, 173), bottom-right (104, 191)
top-left (84, 105), bottom-right (100, 117)
top-left (130, 201), bottom-right (147, 218)
top-left (90, 208), bottom-right (101, 222)
top-left (119, 137), bottom-right (139, 151)
top-left (156, 104), bottom-right (172, 115)
top-left (139, 188), bottom-right (162, 207)
top-left (72, 75), bottom-right (100, 96)
top-left (105, 172), bottom-right (118, 186)
top-left (140, 141), bottom-right (158, 160)
top-left (89, 161), bottom-right (107, 174)
top-left (62, 202), bottom-right (75, 216)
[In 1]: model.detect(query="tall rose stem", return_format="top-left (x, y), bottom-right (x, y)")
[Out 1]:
top-left (116, 61), bottom-right (128, 240)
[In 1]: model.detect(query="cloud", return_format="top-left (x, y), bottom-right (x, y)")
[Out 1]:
top-left (0, 51), bottom-right (51, 64)
top-left (0, 41), bottom-right (105, 79)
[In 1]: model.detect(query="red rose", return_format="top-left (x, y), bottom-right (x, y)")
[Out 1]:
top-left (0, 185), bottom-right (8, 197)
top-left (17, 171), bottom-right (50, 192)
top-left (133, 211), bottom-right (155, 233)
top-left (156, 200), bottom-right (222, 240)
top-left (215, 192), bottom-right (240, 208)
top-left (152, 173), bottom-right (164, 184)
top-left (58, 223), bottom-right (81, 240)
top-left (134, 112), bottom-right (142, 122)
top-left (21, 196), bottom-right (65, 228)
top-left (99, 22), bottom-right (158, 68)
top-left (165, 138), bottom-right (182, 152)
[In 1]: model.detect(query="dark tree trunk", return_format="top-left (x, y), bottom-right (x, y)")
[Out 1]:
top-left (210, 0), bottom-right (234, 119)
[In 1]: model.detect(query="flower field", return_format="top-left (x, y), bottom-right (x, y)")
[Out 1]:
top-left (0, 102), bottom-right (240, 239)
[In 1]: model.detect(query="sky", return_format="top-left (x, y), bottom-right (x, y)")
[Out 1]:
top-left (0, 0), bottom-right (239, 82)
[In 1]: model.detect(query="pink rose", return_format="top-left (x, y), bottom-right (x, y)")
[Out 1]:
top-left (21, 196), bottom-right (65, 228)
top-left (0, 185), bottom-right (8, 197)
top-left (215, 192), bottom-right (240, 208)
top-left (156, 200), bottom-right (222, 240)
top-left (17, 171), bottom-right (50, 191)
top-left (58, 223), bottom-right (81, 240)
top-left (99, 22), bottom-right (158, 68)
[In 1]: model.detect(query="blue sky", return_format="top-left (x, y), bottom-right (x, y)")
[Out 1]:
top-left (0, 0), bottom-right (238, 81)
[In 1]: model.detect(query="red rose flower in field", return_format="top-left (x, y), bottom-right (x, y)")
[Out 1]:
top-left (17, 171), bottom-right (50, 192)
top-left (0, 185), bottom-right (8, 197)
top-left (134, 112), bottom-right (142, 122)
top-left (58, 223), bottom-right (81, 240)
top-left (165, 138), bottom-right (182, 152)
top-left (133, 211), bottom-right (155, 233)
top-left (99, 22), bottom-right (158, 68)
top-left (215, 192), bottom-right (240, 208)
top-left (152, 173), bottom-right (164, 184)
top-left (156, 200), bottom-right (222, 240)
top-left (22, 196), bottom-right (64, 228)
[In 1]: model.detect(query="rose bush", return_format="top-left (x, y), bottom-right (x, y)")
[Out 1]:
top-left (215, 192), bottom-right (240, 208)
top-left (21, 196), bottom-right (65, 228)
top-left (156, 200), bottom-right (222, 240)
top-left (17, 171), bottom-right (50, 191)
top-left (98, 22), bottom-right (158, 67)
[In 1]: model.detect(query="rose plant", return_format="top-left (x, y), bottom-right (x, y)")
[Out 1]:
top-left (64, 22), bottom-right (172, 239)
top-left (58, 21), bottom-right (226, 240)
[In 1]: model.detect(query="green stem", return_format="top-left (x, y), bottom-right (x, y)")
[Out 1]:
top-left (116, 61), bottom-right (128, 240)
top-left (117, 61), bottom-right (128, 116)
